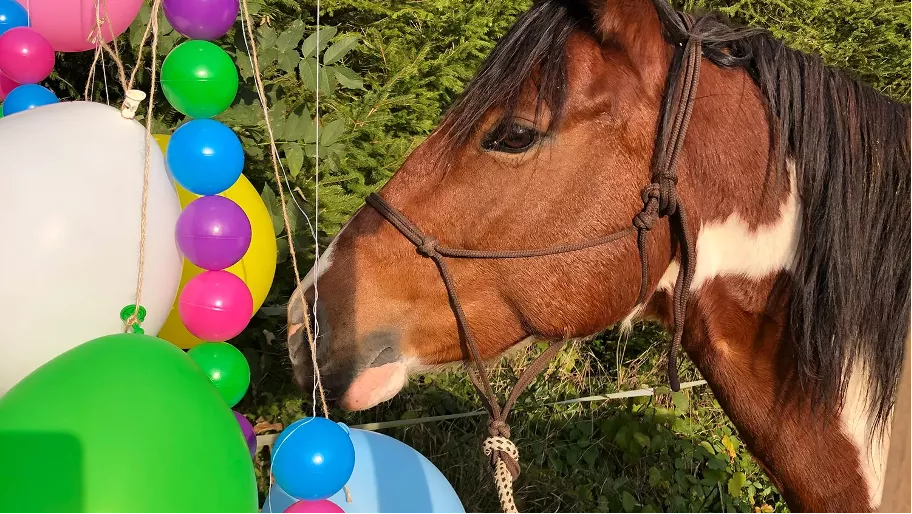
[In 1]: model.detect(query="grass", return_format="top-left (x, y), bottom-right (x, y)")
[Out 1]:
top-left (237, 322), bottom-right (787, 512)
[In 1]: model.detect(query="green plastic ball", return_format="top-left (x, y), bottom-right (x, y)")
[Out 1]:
top-left (188, 342), bottom-right (251, 407)
top-left (161, 40), bottom-right (239, 118)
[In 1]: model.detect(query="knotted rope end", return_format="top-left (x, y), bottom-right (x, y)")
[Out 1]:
top-left (483, 435), bottom-right (521, 513)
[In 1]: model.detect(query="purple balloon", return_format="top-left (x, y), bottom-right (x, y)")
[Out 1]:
top-left (176, 195), bottom-right (252, 270)
top-left (163, 0), bottom-right (239, 40)
top-left (233, 410), bottom-right (257, 458)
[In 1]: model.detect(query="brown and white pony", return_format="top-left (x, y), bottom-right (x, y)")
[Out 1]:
top-left (287, 0), bottom-right (910, 510)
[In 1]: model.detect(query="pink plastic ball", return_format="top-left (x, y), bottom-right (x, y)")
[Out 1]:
top-left (178, 270), bottom-right (253, 342)
top-left (0, 27), bottom-right (54, 84)
top-left (284, 500), bottom-right (345, 513)
top-left (0, 72), bottom-right (19, 100)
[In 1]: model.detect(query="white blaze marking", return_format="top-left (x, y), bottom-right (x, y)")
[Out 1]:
top-left (300, 222), bottom-right (348, 291)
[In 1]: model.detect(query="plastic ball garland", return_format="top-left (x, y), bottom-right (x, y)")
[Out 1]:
top-left (157, 0), bottom-right (257, 352)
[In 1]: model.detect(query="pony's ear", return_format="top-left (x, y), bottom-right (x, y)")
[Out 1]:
top-left (573, 0), bottom-right (672, 87)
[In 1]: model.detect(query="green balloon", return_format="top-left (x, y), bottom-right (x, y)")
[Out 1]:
top-left (188, 342), bottom-right (251, 407)
top-left (0, 334), bottom-right (257, 513)
top-left (161, 40), bottom-right (239, 118)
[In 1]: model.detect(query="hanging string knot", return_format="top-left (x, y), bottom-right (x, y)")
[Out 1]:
top-left (417, 236), bottom-right (440, 257)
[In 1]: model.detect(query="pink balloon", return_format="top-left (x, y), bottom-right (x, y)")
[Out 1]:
top-left (178, 270), bottom-right (253, 342)
top-left (14, 0), bottom-right (143, 53)
top-left (0, 72), bottom-right (19, 100)
top-left (0, 27), bottom-right (54, 84)
top-left (284, 500), bottom-right (345, 513)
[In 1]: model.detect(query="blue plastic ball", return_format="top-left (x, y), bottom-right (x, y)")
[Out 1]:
top-left (271, 417), bottom-right (356, 501)
top-left (166, 119), bottom-right (244, 195)
top-left (0, 0), bottom-right (29, 37)
top-left (2, 84), bottom-right (58, 116)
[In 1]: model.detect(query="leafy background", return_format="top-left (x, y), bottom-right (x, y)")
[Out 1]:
top-left (45, 0), bottom-right (910, 511)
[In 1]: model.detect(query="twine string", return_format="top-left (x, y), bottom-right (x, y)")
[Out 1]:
top-left (238, 0), bottom-right (329, 417)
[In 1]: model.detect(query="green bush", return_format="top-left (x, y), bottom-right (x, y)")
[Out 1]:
top-left (45, 0), bottom-right (908, 511)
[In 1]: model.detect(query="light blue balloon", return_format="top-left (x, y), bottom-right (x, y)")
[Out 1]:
top-left (263, 429), bottom-right (464, 513)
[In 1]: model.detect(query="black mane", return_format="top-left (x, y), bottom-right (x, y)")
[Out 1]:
top-left (445, 0), bottom-right (911, 431)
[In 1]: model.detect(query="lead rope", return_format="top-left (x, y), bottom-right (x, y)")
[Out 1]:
top-left (363, 18), bottom-right (703, 512)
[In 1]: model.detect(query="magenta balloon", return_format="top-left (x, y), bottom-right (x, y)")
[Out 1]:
top-left (178, 270), bottom-right (253, 342)
top-left (176, 195), bottom-right (252, 271)
top-left (232, 410), bottom-right (257, 458)
top-left (163, 0), bottom-right (239, 40)
top-left (0, 27), bottom-right (54, 84)
top-left (0, 71), bottom-right (18, 100)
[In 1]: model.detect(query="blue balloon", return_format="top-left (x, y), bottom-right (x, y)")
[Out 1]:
top-left (166, 118), bottom-right (244, 195)
top-left (264, 429), bottom-right (464, 513)
top-left (0, 0), bottom-right (28, 37)
top-left (271, 417), bottom-right (356, 501)
top-left (2, 84), bottom-right (58, 116)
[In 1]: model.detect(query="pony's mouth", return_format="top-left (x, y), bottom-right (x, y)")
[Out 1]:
top-left (339, 359), bottom-right (409, 411)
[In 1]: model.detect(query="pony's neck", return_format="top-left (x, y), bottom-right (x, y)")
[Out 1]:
top-left (645, 167), bottom-right (890, 510)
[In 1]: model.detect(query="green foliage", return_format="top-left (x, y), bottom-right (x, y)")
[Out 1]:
top-left (48, 0), bottom-right (909, 511)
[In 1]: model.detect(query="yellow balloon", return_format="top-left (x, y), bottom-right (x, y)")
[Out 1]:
top-left (154, 134), bottom-right (278, 349)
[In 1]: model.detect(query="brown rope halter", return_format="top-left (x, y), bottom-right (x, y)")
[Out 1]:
top-left (365, 22), bottom-right (702, 513)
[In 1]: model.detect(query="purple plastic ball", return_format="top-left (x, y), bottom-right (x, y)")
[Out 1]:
top-left (176, 195), bottom-right (252, 270)
top-left (233, 410), bottom-right (257, 458)
top-left (163, 0), bottom-right (239, 40)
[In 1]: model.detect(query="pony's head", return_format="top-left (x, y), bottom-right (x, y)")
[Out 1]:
top-left (287, 0), bottom-right (908, 435)
top-left (288, 0), bottom-right (777, 409)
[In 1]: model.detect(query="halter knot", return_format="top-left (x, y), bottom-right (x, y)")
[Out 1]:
top-left (658, 185), bottom-right (679, 216)
top-left (417, 236), bottom-right (440, 257)
top-left (640, 183), bottom-right (661, 204)
top-left (488, 419), bottom-right (512, 438)
top-left (634, 184), bottom-right (661, 231)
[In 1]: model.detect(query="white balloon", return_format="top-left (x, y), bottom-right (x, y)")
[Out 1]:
top-left (0, 101), bottom-right (182, 394)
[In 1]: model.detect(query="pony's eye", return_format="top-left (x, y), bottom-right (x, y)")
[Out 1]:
top-left (483, 122), bottom-right (540, 153)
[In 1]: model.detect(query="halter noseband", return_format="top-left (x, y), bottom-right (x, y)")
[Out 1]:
top-left (364, 25), bottom-right (702, 514)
